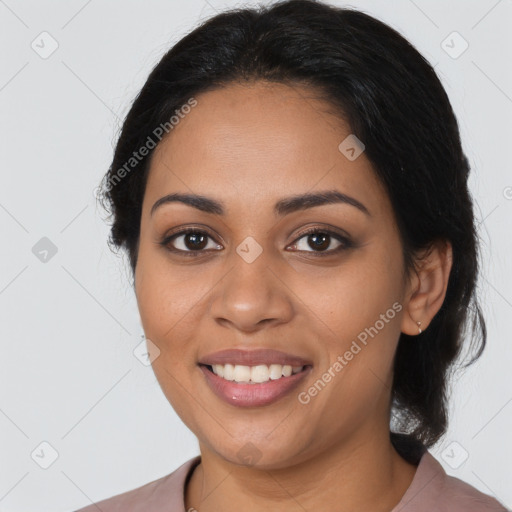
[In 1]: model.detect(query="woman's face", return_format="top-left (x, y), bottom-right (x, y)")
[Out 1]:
top-left (135, 81), bottom-right (415, 468)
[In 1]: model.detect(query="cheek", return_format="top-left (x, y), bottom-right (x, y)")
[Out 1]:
top-left (299, 302), bottom-right (402, 439)
top-left (135, 252), bottom-right (201, 370)
top-left (292, 245), bottom-right (403, 345)
top-left (136, 239), bottom-right (196, 330)
top-left (135, 259), bottom-right (203, 427)
top-left (293, 240), bottom-right (404, 401)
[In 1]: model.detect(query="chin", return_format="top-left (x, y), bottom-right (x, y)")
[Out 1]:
top-left (204, 432), bottom-right (314, 471)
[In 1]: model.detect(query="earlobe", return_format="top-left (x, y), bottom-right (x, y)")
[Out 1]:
top-left (401, 240), bottom-right (453, 336)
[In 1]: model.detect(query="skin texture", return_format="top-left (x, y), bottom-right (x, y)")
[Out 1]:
top-left (134, 81), bottom-right (453, 512)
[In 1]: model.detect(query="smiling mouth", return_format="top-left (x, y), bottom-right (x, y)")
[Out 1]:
top-left (199, 362), bottom-right (312, 407)
top-left (200, 363), bottom-right (311, 384)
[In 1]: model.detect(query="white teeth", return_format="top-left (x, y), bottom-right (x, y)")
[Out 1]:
top-left (223, 363), bottom-right (234, 381)
top-left (269, 364), bottom-right (282, 380)
top-left (233, 364), bottom-right (251, 382)
top-left (282, 365), bottom-right (292, 377)
top-left (209, 363), bottom-right (305, 383)
top-left (251, 364), bottom-right (270, 383)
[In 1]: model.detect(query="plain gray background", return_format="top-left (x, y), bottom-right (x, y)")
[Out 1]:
top-left (0, 0), bottom-right (511, 510)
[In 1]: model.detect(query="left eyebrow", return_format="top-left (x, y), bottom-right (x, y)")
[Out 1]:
top-left (274, 190), bottom-right (371, 217)
top-left (150, 189), bottom-right (371, 218)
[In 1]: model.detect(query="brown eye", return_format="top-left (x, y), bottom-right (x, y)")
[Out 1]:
top-left (180, 232), bottom-right (209, 251)
top-left (160, 229), bottom-right (222, 256)
top-left (288, 228), bottom-right (353, 256)
top-left (305, 232), bottom-right (331, 251)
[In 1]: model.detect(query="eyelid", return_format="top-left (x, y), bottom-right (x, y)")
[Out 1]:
top-left (291, 224), bottom-right (352, 243)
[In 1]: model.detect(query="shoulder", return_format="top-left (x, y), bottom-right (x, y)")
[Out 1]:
top-left (435, 457), bottom-right (509, 512)
top-left (395, 450), bottom-right (509, 512)
top-left (73, 456), bottom-right (200, 512)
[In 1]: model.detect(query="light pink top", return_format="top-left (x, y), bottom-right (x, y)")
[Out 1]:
top-left (74, 451), bottom-right (509, 511)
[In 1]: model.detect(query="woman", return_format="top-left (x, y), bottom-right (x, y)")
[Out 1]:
top-left (76, 0), bottom-right (509, 510)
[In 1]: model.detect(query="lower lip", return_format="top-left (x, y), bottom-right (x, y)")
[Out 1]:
top-left (199, 365), bottom-right (311, 407)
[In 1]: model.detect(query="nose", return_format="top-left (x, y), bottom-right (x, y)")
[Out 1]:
top-left (209, 255), bottom-right (295, 334)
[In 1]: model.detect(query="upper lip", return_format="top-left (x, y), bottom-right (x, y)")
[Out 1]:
top-left (198, 349), bottom-right (312, 367)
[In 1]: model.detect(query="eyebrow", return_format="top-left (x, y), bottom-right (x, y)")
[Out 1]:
top-left (150, 190), bottom-right (371, 217)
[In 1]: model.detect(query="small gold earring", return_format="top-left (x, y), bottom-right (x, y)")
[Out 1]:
top-left (416, 321), bottom-right (422, 334)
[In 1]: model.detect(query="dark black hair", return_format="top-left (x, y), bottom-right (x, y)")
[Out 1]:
top-left (98, 0), bottom-right (486, 455)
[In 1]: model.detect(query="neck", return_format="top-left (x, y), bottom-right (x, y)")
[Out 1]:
top-left (185, 425), bottom-right (418, 512)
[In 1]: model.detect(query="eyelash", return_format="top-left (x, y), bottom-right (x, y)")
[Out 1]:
top-left (159, 226), bottom-right (353, 258)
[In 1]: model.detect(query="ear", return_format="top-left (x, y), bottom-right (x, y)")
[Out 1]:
top-left (401, 239), bottom-right (453, 336)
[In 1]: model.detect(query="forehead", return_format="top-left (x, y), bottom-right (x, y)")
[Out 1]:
top-left (144, 81), bottom-right (389, 219)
